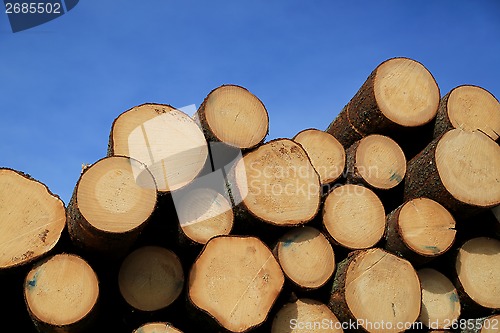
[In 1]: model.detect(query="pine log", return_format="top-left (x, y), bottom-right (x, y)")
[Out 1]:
top-left (454, 237), bottom-right (500, 312)
top-left (328, 248), bottom-right (421, 333)
top-left (118, 246), bottom-right (184, 312)
top-left (233, 139), bottom-right (321, 226)
top-left (24, 254), bottom-right (99, 333)
top-left (345, 134), bottom-right (406, 190)
top-left (272, 298), bottom-right (343, 333)
top-left (67, 156), bottom-right (157, 255)
top-left (404, 129), bottom-right (500, 215)
top-left (326, 103), bottom-right (364, 148)
top-left (108, 103), bottom-right (208, 192)
top-left (433, 85), bottom-right (500, 141)
top-left (293, 129), bottom-right (345, 185)
top-left (188, 236), bottom-right (284, 332)
top-left (133, 322), bottom-right (183, 333)
top-left (194, 85), bottom-right (269, 149)
top-left (274, 226), bottom-right (335, 290)
top-left (323, 184), bottom-right (385, 250)
top-left (176, 188), bottom-right (234, 245)
top-left (0, 168), bottom-right (66, 270)
top-left (327, 57), bottom-right (440, 147)
top-left (384, 198), bottom-right (456, 264)
top-left (417, 268), bottom-right (461, 330)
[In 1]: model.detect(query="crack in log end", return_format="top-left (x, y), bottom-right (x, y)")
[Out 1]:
top-left (391, 302), bottom-right (396, 318)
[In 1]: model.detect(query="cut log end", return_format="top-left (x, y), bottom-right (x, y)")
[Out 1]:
top-left (77, 156), bottom-right (157, 233)
top-left (351, 134), bottom-right (406, 189)
top-left (417, 268), bottom-right (460, 329)
top-left (456, 237), bottom-right (500, 310)
top-left (323, 184), bottom-right (385, 249)
top-left (24, 254), bottom-right (99, 329)
top-left (118, 246), bottom-right (184, 312)
top-left (293, 129), bottom-right (345, 185)
top-left (331, 248), bottom-right (421, 333)
top-left (198, 85), bottom-right (269, 149)
top-left (133, 322), bottom-right (183, 333)
top-left (436, 129), bottom-right (500, 208)
top-left (109, 103), bottom-right (208, 192)
top-left (178, 188), bottom-right (234, 245)
top-left (440, 85), bottom-right (500, 141)
top-left (0, 168), bottom-right (66, 270)
top-left (374, 57), bottom-right (440, 127)
top-left (272, 298), bottom-right (343, 333)
top-left (189, 236), bottom-right (284, 332)
top-left (235, 139), bottom-right (320, 226)
top-left (398, 198), bottom-right (456, 257)
top-left (276, 226), bottom-right (335, 289)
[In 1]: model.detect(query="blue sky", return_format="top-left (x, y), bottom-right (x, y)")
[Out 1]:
top-left (1, 1), bottom-right (499, 204)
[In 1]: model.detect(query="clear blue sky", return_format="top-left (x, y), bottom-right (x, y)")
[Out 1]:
top-left (1, 1), bottom-right (499, 204)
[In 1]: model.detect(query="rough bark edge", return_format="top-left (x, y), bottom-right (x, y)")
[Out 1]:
top-left (326, 103), bottom-right (365, 148)
top-left (193, 84), bottom-right (270, 150)
top-left (186, 235), bottom-right (285, 333)
top-left (0, 167), bottom-right (66, 271)
top-left (23, 253), bottom-right (100, 333)
top-left (433, 90), bottom-right (454, 139)
top-left (328, 251), bottom-right (362, 330)
top-left (66, 156), bottom-right (157, 257)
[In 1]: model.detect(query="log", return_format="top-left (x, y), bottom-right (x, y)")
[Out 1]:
top-left (108, 103), bottom-right (208, 192)
top-left (454, 237), bottom-right (500, 312)
top-left (328, 248), bottom-right (421, 333)
top-left (188, 236), bottom-right (284, 332)
top-left (404, 129), bottom-right (500, 215)
top-left (176, 188), bottom-right (234, 245)
top-left (233, 139), bottom-right (321, 226)
top-left (384, 198), bottom-right (456, 264)
top-left (118, 246), bottom-right (184, 312)
top-left (194, 84), bottom-right (269, 149)
top-left (293, 129), bottom-right (345, 186)
top-left (326, 103), bottom-right (364, 148)
top-left (272, 298), bottom-right (343, 333)
top-left (417, 268), bottom-right (461, 330)
top-left (345, 134), bottom-right (406, 190)
top-left (24, 254), bottom-right (99, 333)
top-left (0, 168), bottom-right (66, 270)
top-left (274, 226), bottom-right (335, 290)
top-left (322, 184), bottom-right (385, 250)
top-left (67, 156), bottom-right (157, 255)
top-left (132, 322), bottom-right (183, 333)
top-left (326, 57), bottom-right (440, 147)
top-left (433, 85), bottom-right (500, 141)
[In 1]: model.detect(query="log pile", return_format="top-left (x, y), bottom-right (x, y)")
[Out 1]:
top-left (0, 61), bottom-right (499, 333)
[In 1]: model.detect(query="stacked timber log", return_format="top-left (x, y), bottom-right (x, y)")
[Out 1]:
top-left (0, 61), bottom-right (499, 333)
